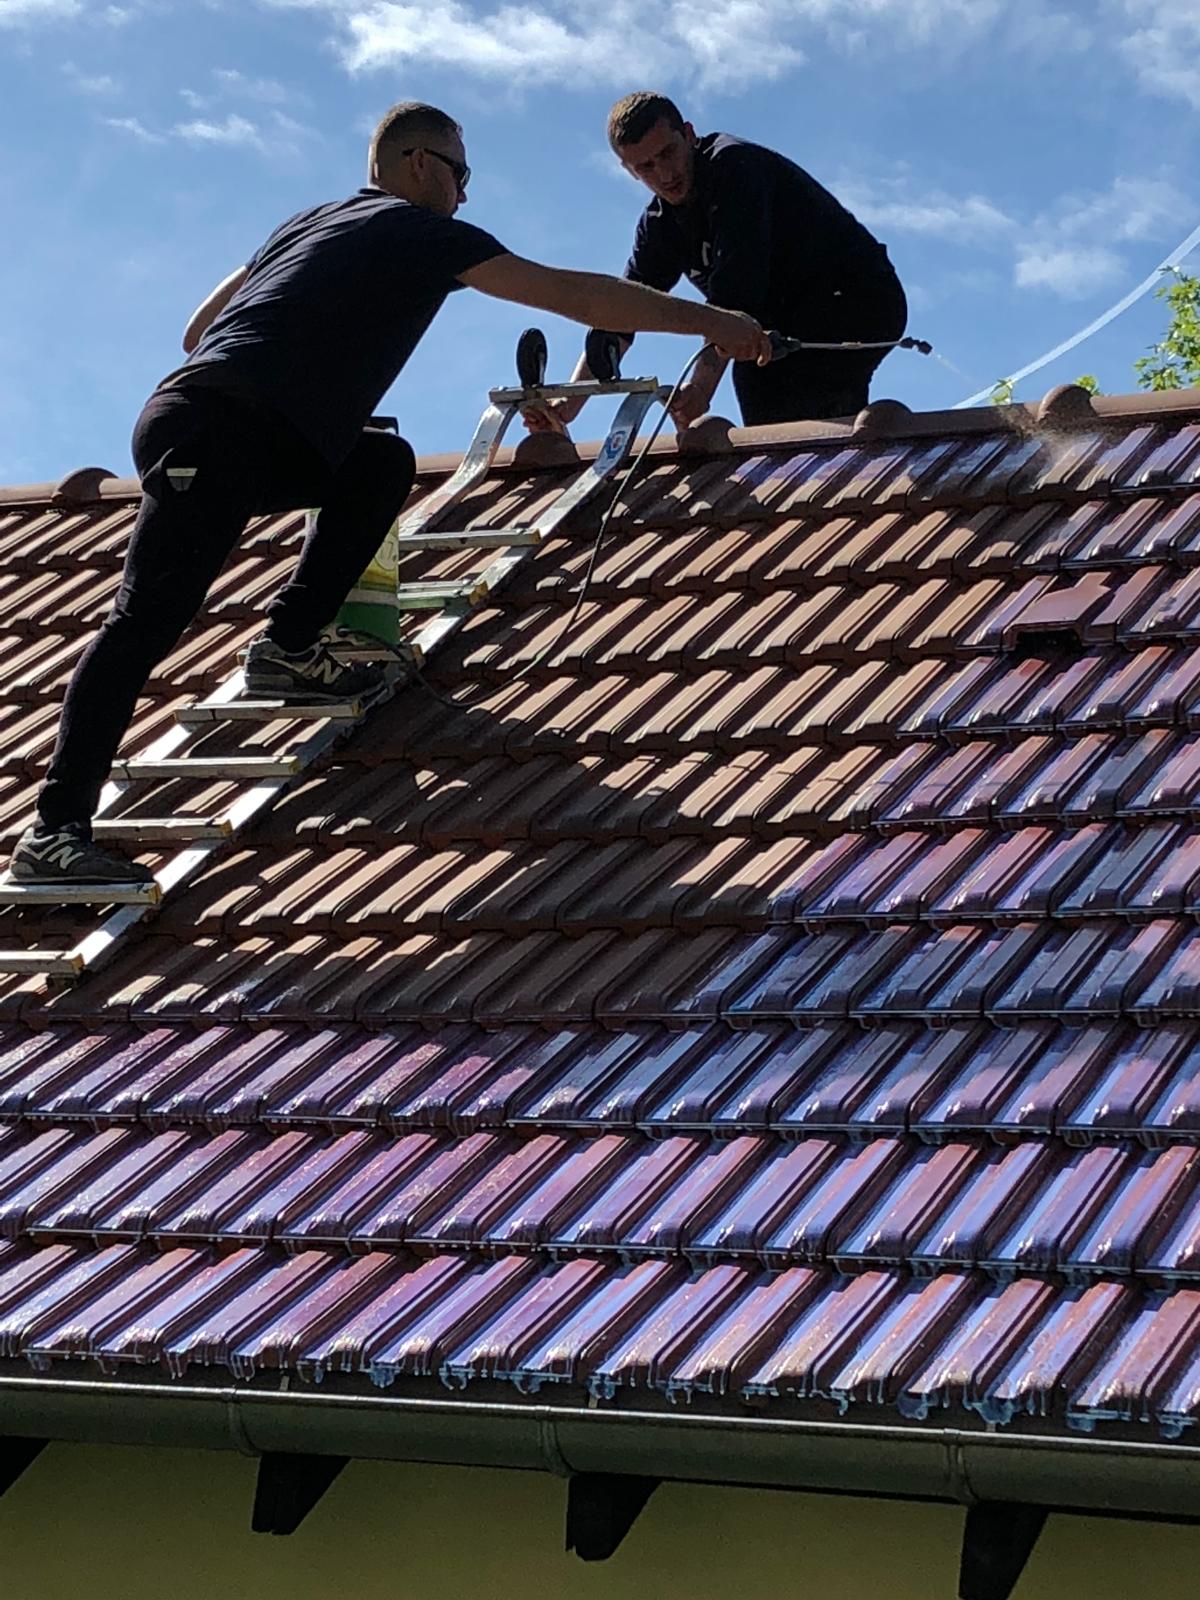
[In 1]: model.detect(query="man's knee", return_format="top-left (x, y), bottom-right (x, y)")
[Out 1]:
top-left (376, 431), bottom-right (416, 499)
top-left (356, 429), bottom-right (417, 496)
top-left (318, 432), bottom-right (416, 533)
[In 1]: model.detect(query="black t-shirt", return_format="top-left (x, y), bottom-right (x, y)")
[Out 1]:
top-left (624, 133), bottom-right (895, 337)
top-left (161, 187), bottom-right (507, 465)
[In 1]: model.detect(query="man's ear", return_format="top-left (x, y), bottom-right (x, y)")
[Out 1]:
top-left (683, 121), bottom-right (697, 144)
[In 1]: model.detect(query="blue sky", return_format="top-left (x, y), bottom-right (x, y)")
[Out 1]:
top-left (0, 0), bottom-right (1198, 482)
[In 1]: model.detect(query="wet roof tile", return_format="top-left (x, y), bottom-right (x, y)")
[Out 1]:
top-left (4, 398), bottom-right (1200, 1443)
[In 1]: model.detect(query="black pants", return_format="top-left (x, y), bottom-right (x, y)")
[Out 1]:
top-left (38, 386), bottom-right (416, 830)
top-left (733, 266), bottom-right (908, 425)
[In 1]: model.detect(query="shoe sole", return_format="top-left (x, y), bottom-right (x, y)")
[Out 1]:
top-left (10, 872), bottom-right (154, 887)
top-left (243, 674), bottom-right (388, 705)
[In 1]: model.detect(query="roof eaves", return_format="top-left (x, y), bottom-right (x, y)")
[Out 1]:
top-left (4, 1369), bottom-right (1200, 1520)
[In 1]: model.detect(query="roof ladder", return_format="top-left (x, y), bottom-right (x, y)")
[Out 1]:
top-left (0, 328), bottom-right (670, 980)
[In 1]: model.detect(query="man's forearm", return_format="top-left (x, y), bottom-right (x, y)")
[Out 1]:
top-left (690, 343), bottom-right (730, 398)
top-left (463, 256), bottom-right (772, 368)
top-left (552, 269), bottom-right (722, 336)
top-left (477, 259), bottom-right (717, 339)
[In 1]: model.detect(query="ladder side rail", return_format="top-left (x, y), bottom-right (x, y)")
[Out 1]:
top-left (91, 672), bottom-right (251, 821)
top-left (392, 402), bottom-right (517, 539)
top-left (57, 693), bottom-right (384, 978)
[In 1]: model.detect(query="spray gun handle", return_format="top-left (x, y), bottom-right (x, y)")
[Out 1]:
top-left (767, 330), bottom-right (805, 361)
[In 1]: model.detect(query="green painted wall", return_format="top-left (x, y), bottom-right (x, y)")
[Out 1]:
top-left (0, 1444), bottom-right (1198, 1599)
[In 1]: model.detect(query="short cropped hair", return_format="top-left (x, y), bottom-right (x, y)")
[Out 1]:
top-left (370, 101), bottom-right (461, 176)
top-left (607, 92), bottom-right (685, 150)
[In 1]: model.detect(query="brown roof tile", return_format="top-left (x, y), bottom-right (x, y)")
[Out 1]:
top-left (8, 391), bottom-right (1200, 1450)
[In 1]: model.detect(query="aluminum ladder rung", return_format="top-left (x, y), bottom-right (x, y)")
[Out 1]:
top-left (113, 755), bottom-right (302, 780)
top-left (0, 949), bottom-right (85, 976)
top-left (394, 528), bottom-right (540, 552)
top-left (489, 377), bottom-right (660, 403)
top-left (0, 879), bottom-right (161, 907)
top-left (94, 817), bottom-right (232, 843)
top-left (395, 579), bottom-right (485, 611)
top-left (176, 697), bottom-right (365, 726)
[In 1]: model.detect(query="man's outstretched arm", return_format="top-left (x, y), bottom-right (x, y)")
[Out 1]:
top-left (458, 255), bottom-right (771, 364)
top-left (181, 265), bottom-right (249, 353)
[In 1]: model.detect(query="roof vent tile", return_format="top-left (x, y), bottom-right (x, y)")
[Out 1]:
top-left (1003, 571), bottom-right (1114, 651)
top-left (675, 414), bottom-right (736, 456)
top-left (511, 433), bottom-right (580, 470)
top-left (852, 399), bottom-right (912, 438)
top-left (1037, 384), bottom-right (1098, 429)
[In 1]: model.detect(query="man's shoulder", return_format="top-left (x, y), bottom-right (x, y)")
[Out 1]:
top-left (359, 195), bottom-right (495, 244)
top-left (703, 132), bottom-right (791, 174)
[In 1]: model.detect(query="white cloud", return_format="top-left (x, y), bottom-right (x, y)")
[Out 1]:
top-left (103, 114), bottom-right (163, 142)
top-left (1014, 244), bottom-right (1125, 299)
top-left (259, 0), bottom-right (1076, 91)
top-left (839, 177), bottom-right (1015, 243)
top-left (1114, 0), bottom-right (1200, 109)
top-left (180, 66), bottom-right (307, 115)
top-left (171, 108), bottom-right (317, 157)
top-left (62, 60), bottom-right (119, 93)
top-left (839, 167), bottom-right (1191, 304)
top-left (1014, 177), bottom-right (1186, 299)
top-left (0, 0), bottom-right (79, 24)
top-left (213, 67), bottom-right (297, 104)
top-left (174, 112), bottom-right (266, 149)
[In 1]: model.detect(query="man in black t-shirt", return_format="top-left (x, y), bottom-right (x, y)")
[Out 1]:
top-left (527, 91), bottom-right (906, 435)
top-left (13, 99), bottom-right (771, 886)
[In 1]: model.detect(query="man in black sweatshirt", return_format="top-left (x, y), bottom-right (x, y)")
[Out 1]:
top-left (527, 91), bottom-right (906, 434)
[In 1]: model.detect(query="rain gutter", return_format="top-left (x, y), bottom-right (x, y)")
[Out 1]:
top-left (2, 1373), bottom-right (1199, 1519)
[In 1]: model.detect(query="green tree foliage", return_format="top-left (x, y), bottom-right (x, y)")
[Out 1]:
top-left (1135, 269), bottom-right (1200, 391)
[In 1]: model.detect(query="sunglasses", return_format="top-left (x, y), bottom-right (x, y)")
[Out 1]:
top-left (400, 147), bottom-right (471, 192)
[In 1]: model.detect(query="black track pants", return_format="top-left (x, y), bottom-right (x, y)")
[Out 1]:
top-left (37, 385), bottom-right (416, 830)
top-left (733, 269), bottom-right (909, 425)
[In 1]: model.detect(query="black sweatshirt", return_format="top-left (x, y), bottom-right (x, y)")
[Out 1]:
top-left (623, 132), bottom-right (897, 338)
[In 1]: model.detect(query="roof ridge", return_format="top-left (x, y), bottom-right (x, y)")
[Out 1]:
top-left (5, 384), bottom-right (1198, 509)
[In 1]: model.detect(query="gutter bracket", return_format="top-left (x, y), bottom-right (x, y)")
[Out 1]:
top-left (251, 1451), bottom-right (349, 1535)
top-left (0, 1436), bottom-right (46, 1498)
top-left (959, 1502), bottom-right (1048, 1600)
top-left (566, 1472), bottom-right (660, 1562)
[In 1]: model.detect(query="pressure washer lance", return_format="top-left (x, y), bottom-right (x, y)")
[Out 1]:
top-left (767, 331), bottom-right (934, 358)
top-left (409, 327), bottom-right (935, 707)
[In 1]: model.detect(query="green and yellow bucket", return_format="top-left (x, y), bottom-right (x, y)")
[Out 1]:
top-left (328, 513), bottom-right (400, 645)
